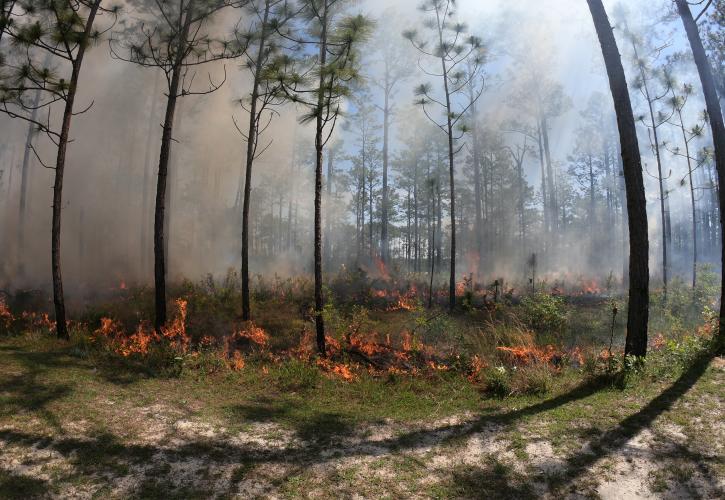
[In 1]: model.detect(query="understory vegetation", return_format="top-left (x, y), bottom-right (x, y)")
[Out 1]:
top-left (1, 266), bottom-right (719, 398)
top-left (0, 269), bottom-right (722, 498)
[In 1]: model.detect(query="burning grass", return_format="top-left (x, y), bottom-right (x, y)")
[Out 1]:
top-left (0, 267), bottom-right (719, 395)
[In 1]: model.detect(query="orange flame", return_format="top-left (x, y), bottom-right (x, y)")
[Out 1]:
top-left (0, 298), bottom-right (14, 328)
top-left (497, 345), bottom-right (558, 365)
top-left (374, 257), bottom-right (391, 281)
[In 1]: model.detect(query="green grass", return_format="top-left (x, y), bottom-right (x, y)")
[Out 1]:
top-left (0, 330), bottom-right (721, 498)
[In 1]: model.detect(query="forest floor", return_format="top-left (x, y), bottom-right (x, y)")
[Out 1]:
top-left (0, 334), bottom-right (723, 499)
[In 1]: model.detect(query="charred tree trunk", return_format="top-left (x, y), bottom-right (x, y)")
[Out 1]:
top-left (675, 0), bottom-right (725, 352)
top-left (433, 9), bottom-right (457, 311)
top-left (587, 0), bottom-right (649, 357)
top-left (313, 4), bottom-right (329, 356)
top-left (51, 0), bottom-right (101, 340)
top-left (153, 7), bottom-right (192, 333)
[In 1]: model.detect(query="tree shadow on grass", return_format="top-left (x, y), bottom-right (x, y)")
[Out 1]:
top-left (229, 398), bottom-right (354, 444)
top-left (0, 351), bottom-right (718, 497)
top-left (543, 350), bottom-right (723, 496)
top-left (0, 468), bottom-right (49, 500)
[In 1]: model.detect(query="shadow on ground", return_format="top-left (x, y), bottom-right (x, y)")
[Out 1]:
top-left (0, 346), bottom-right (721, 498)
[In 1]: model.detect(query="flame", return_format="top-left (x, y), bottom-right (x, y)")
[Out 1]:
top-left (577, 279), bottom-right (602, 295)
top-left (316, 358), bottom-right (356, 381)
top-left (230, 351), bottom-right (245, 371)
top-left (21, 311), bottom-right (54, 331)
top-left (651, 333), bottom-right (666, 350)
top-left (349, 332), bottom-right (385, 356)
top-left (94, 299), bottom-right (189, 357)
top-left (497, 345), bottom-right (559, 365)
top-left (119, 280), bottom-right (127, 290)
top-left (468, 355), bottom-right (487, 382)
top-left (374, 257), bottom-right (391, 281)
top-left (402, 331), bottom-right (414, 352)
top-left (0, 298), bottom-right (14, 328)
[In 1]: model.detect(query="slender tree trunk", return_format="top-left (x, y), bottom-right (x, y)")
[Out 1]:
top-left (313, 3), bottom-right (329, 356)
top-left (154, 6), bottom-right (192, 333)
top-left (541, 115), bottom-right (557, 237)
top-left (470, 101), bottom-right (483, 277)
top-left (368, 167), bottom-right (373, 261)
top-left (381, 75), bottom-right (390, 263)
top-left (537, 123), bottom-right (549, 249)
top-left (632, 39), bottom-right (668, 299)
top-left (676, 0), bottom-right (725, 351)
top-left (51, 0), bottom-right (101, 340)
top-left (587, 0), bottom-right (649, 357)
top-left (17, 87), bottom-right (41, 279)
top-left (325, 147), bottom-right (334, 269)
top-left (414, 162), bottom-right (419, 272)
top-left (433, 9), bottom-right (456, 311)
top-left (241, 1), bottom-right (270, 321)
top-left (676, 108), bottom-right (698, 288)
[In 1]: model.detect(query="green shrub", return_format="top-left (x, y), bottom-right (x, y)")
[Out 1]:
top-left (482, 366), bottom-right (512, 397)
top-left (519, 293), bottom-right (568, 337)
top-left (511, 364), bottom-right (554, 395)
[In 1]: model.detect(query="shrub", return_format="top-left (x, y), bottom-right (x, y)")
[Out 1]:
top-left (482, 366), bottom-right (512, 397)
top-left (519, 293), bottom-right (568, 338)
top-left (510, 364), bottom-right (554, 395)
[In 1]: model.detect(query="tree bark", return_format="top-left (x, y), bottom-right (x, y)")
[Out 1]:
top-left (51, 0), bottom-right (101, 340)
top-left (675, 0), bottom-right (725, 352)
top-left (314, 1), bottom-right (329, 356)
top-left (154, 5), bottom-right (192, 333)
top-left (587, 0), bottom-right (649, 357)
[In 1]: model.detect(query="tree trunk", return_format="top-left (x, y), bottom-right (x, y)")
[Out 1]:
top-left (676, 0), bottom-right (725, 351)
top-left (17, 87), bottom-right (41, 279)
top-left (541, 115), bottom-right (557, 237)
top-left (537, 123), bottom-right (549, 250)
top-left (324, 146), bottom-right (333, 269)
top-left (241, 1), bottom-right (270, 321)
top-left (381, 75), bottom-right (390, 263)
top-left (587, 0), bottom-right (649, 357)
top-left (434, 8), bottom-right (456, 311)
top-left (470, 101), bottom-right (483, 277)
top-left (51, 0), bottom-right (101, 340)
top-left (153, 6), bottom-right (192, 333)
top-left (314, 3), bottom-right (329, 356)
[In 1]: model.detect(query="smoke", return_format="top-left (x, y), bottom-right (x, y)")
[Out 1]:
top-left (0, 0), bottom-right (718, 299)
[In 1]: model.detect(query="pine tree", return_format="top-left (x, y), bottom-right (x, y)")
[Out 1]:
top-left (0, 0), bottom-right (118, 339)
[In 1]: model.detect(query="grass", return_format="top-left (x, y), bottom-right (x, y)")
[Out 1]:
top-left (0, 330), bottom-right (722, 498)
top-left (0, 269), bottom-right (722, 497)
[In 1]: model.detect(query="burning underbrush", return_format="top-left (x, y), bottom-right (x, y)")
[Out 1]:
top-left (1, 268), bottom-right (718, 396)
